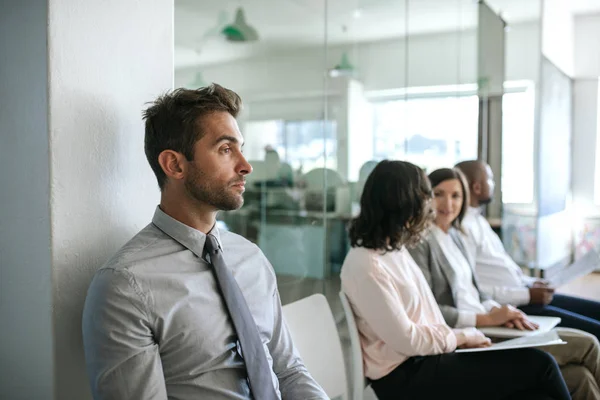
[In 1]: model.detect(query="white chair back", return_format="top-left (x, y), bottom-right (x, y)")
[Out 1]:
top-left (303, 167), bottom-right (346, 190)
top-left (282, 294), bottom-right (348, 400)
top-left (339, 291), bottom-right (369, 400)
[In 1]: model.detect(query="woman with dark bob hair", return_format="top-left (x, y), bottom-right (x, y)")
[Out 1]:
top-left (340, 160), bottom-right (569, 400)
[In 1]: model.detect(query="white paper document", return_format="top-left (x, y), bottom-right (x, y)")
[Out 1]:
top-left (478, 316), bottom-right (561, 338)
top-left (548, 249), bottom-right (600, 287)
top-left (456, 330), bottom-right (566, 353)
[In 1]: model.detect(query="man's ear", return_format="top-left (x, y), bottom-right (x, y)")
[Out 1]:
top-left (158, 150), bottom-right (186, 182)
top-left (471, 182), bottom-right (482, 196)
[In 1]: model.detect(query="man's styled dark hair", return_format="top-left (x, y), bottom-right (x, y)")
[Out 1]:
top-left (428, 167), bottom-right (470, 231)
top-left (142, 84), bottom-right (242, 190)
top-left (349, 160), bottom-right (432, 251)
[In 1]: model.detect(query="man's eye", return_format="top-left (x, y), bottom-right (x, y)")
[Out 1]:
top-left (222, 147), bottom-right (231, 154)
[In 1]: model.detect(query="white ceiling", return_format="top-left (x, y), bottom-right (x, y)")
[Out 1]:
top-left (174, 0), bottom-right (600, 69)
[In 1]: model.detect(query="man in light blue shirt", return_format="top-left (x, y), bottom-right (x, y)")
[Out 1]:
top-left (82, 84), bottom-right (327, 400)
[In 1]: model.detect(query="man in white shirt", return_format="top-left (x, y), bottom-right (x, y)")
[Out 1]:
top-left (456, 160), bottom-right (600, 340)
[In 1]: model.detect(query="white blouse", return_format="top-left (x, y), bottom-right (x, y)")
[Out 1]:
top-left (432, 225), bottom-right (499, 327)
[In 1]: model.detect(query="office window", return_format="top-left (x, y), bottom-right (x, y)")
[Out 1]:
top-left (502, 89), bottom-right (535, 204)
top-left (372, 95), bottom-right (479, 173)
top-left (244, 120), bottom-right (337, 173)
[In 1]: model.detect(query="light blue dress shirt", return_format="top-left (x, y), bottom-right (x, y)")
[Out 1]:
top-left (82, 207), bottom-right (327, 400)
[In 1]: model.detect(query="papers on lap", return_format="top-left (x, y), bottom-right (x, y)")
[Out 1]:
top-left (456, 330), bottom-right (566, 353)
top-left (478, 316), bottom-right (561, 338)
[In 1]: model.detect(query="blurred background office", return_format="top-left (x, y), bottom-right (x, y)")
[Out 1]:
top-left (3, 0), bottom-right (600, 399)
top-left (174, 0), bottom-right (600, 309)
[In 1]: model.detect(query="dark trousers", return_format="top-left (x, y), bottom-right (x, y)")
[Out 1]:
top-left (520, 293), bottom-right (600, 340)
top-left (370, 348), bottom-right (570, 400)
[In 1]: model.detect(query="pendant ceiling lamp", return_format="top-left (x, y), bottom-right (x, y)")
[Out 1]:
top-left (222, 7), bottom-right (259, 42)
top-left (329, 52), bottom-right (356, 78)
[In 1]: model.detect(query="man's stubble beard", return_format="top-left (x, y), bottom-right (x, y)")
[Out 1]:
top-left (185, 166), bottom-right (244, 211)
top-left (478, 195), bottom-right (493, 205)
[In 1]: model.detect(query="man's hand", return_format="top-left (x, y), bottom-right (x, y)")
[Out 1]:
top-left (529, 287), bottom-right (554, 305)
top-left (532, 280), bottom-right (551, 288)
top-left (477, 305), bottom-right (525, 327)
top-left (455, 328), bottom-right (492, 349)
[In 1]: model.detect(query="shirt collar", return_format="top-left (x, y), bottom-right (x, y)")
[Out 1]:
top-left (468, 206), bottom-right (482, 216)
top-left (431, 224), bottom-right (451, 243)
top-left (151, 206), bottom-right (223, 257)
top-left (431, 223), bottom-right (446, 236)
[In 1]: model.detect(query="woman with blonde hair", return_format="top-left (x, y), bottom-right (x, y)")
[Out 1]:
top-left (409, 167), bottom-right (600, 399)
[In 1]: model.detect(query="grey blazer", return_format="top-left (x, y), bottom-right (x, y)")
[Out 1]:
top-left (408, 227), bottom-right (493, 328)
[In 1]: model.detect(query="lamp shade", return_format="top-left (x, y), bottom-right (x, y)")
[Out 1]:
top-left (222, 7), bottom-right (259, 42)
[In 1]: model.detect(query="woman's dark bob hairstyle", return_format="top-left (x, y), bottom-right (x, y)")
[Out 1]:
top-left (349, 160), bottom-right (432, 251)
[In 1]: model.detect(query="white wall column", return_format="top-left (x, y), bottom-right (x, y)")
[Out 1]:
top-left (572, 79), bottom-right (599, 216)
top-left (541, 0), bottom-right (574, 77)
top-left (1, 1), bottom-right (54, 397)
top-left (1, 1), bottom-right (174, 399)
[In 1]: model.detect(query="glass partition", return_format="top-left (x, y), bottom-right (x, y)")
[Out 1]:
top-left (174, 0), bottom-right (514, 394)
top-left (175, 0), bottom-right (490, 308)
top-left (499, 0), bottom-right (541, 265)
top-left (372, 93), bottom-right (479, 172)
